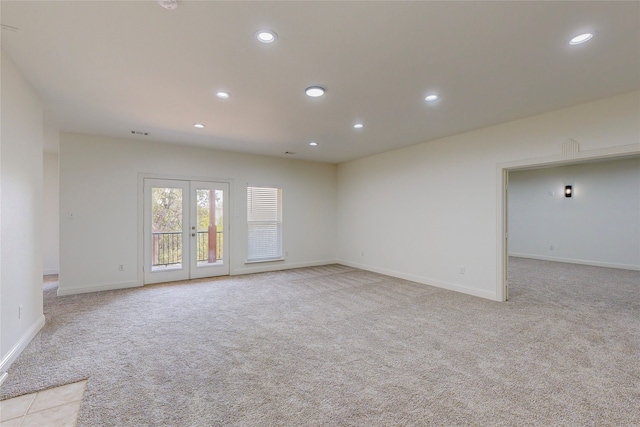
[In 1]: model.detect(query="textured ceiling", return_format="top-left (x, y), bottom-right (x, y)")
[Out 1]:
top-left (2, 1), bottom-right (639, 163)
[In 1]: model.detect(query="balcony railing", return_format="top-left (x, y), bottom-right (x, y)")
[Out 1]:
top-left (152, 231), bottom-right (223, 267)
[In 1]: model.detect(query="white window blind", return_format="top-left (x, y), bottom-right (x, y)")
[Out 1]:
top-left (247, 186), bottom-right (282, 261)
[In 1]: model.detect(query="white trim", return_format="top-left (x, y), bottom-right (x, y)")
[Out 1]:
top-left (496, 143), bottom-right (640, 303)
top-left (496, 167), bottom-right (509, 302)
top-left (339, 260), bottom-right (498, 301)
top-left (138, 173), bottom-right (235, 286)
top-left (498, 143), bottom-right (640, 172)
top-left (137, 174), bottom-right (145, 286)
top-left (246, 185), bottom-right (283, 263)
top-left (43, 269), bottom-right (59, 275)
top-left (510, 253), bottom-right (640, 271)
top-left (244, 258), bottom-right (284, 264)
top-left (233, 259), bottom-right (336, 275)
top-left (142, 178), bottom-right (191, 284)
top-left (0, 372), bottom-right (8, 387)
top-left (0, 315), bottom-right (46, 375)
top-left (189, 181), bottom-right (231, 280)
top-left (57, 280), bottom-right (141, 296)
top-left (140, 172), bottom-right (235, 183)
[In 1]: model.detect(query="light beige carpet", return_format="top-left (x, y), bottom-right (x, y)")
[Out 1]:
top-left (1, 259), bottom-right (638, 426)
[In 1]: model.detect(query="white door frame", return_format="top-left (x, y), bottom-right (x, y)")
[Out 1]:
top-left (137, 173), bottom-right (233, 285)
top-left (496, 142), bottom-right (640, 301)
top-left (189, 180), bottom-right (230, 279)
top-left (143, 178), bottom-right (191, 284)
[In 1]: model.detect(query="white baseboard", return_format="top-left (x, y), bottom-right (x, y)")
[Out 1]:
top-left (57, 280), bottom-right (142, 296)
top-left (232, 259), bottom-right (338, 276)
top-left (338, 260), bottom-right (498, 301)
top-left (58, 263), bottom-right (339, 294)
top-left (43, 269), bottom-right (59, 276)
top-left (509, 253), bottom-right (640, 271)
top-left (0, 314), bottom-right (46, 377)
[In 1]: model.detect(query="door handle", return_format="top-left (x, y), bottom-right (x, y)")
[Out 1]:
top-left (191, 233), bottom-right (196, 237)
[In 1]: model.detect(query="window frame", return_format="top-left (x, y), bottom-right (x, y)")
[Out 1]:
top-left (246, 185), bottom-right (283, 263)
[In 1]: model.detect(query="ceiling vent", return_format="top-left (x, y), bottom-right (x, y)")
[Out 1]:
top-left (131, 130), bottom-right (149, 136)
top-left (1, 24), bottom-right (19, 33)
top-left (157, 0), bottom-right (178, 10)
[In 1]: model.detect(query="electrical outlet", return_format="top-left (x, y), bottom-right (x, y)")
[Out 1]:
top-left (67, 212), bottom-right (75, 220)
top-left (361, 251), bottom-right (364, 257)
top-left (459, 266), bottom-right (465, 275)
top-left (549, 245), bottom-right (554, 250)
top-left (285, 251), bottom-right (288, 257)
top-left (118, 264), bottom-right (124, 271)
top-left (18, 305), bottom-right (23, 320)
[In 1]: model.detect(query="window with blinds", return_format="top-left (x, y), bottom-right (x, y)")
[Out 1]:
top-left (247, 186), bottom-right (282, 262)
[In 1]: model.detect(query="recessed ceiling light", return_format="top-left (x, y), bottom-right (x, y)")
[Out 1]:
top-left (256, 30), bottom-right (277, 43)
top-left (353, 123), bottom-right (364, 129)
top-left (569, 33), bottom-right (594, 45)
top-left (305, 86), bottom-right (325, 97)
top-left (193, 123), bottom-right (205, 129)
top-left (216, 92), bottom-right (230, 99)
top-left (309, 142), bottom-right (318, 147)
top-left (425, 94), bottom-right (439, 102)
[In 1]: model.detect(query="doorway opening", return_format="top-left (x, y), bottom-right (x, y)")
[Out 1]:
top-left (499, 147), bottom-right (639, 301)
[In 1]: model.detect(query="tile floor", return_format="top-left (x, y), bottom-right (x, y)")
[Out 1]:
top-left (0, 380), bottom-right (86, 427)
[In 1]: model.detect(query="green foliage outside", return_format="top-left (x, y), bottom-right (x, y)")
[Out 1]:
top-left (151, 187), bottom-right (224, 266)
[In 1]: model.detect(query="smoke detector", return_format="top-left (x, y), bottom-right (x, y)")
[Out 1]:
top-left (157, 0), bottom-right (178, 10)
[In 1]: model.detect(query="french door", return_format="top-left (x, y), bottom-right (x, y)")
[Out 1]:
top-left (143, 179), bottom-right (229, 284)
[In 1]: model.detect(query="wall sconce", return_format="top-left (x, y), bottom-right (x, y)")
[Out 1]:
top-left (564, 185), bottom-right (573, 198)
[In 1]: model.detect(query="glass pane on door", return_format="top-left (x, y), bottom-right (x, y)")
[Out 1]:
top-left (151, 187), bottom-right (184, 271)
top-left (144, 178), bottom-right (227, 284)
top-left (195, 188), bottom-right (224, 266)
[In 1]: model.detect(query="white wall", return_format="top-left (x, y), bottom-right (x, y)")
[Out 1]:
top-left (508, 158), bottom-right (640, 270)
top-left (58, 134), bottom-right (337, 294)
top-left (336, 91), bottom-right (640, 300)
top-left (1, 51), bottom-right (45, 376)
top-left (43, 153), bottom-right (60, 275)
top-left (43, 124), bottom-right (60, 153)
